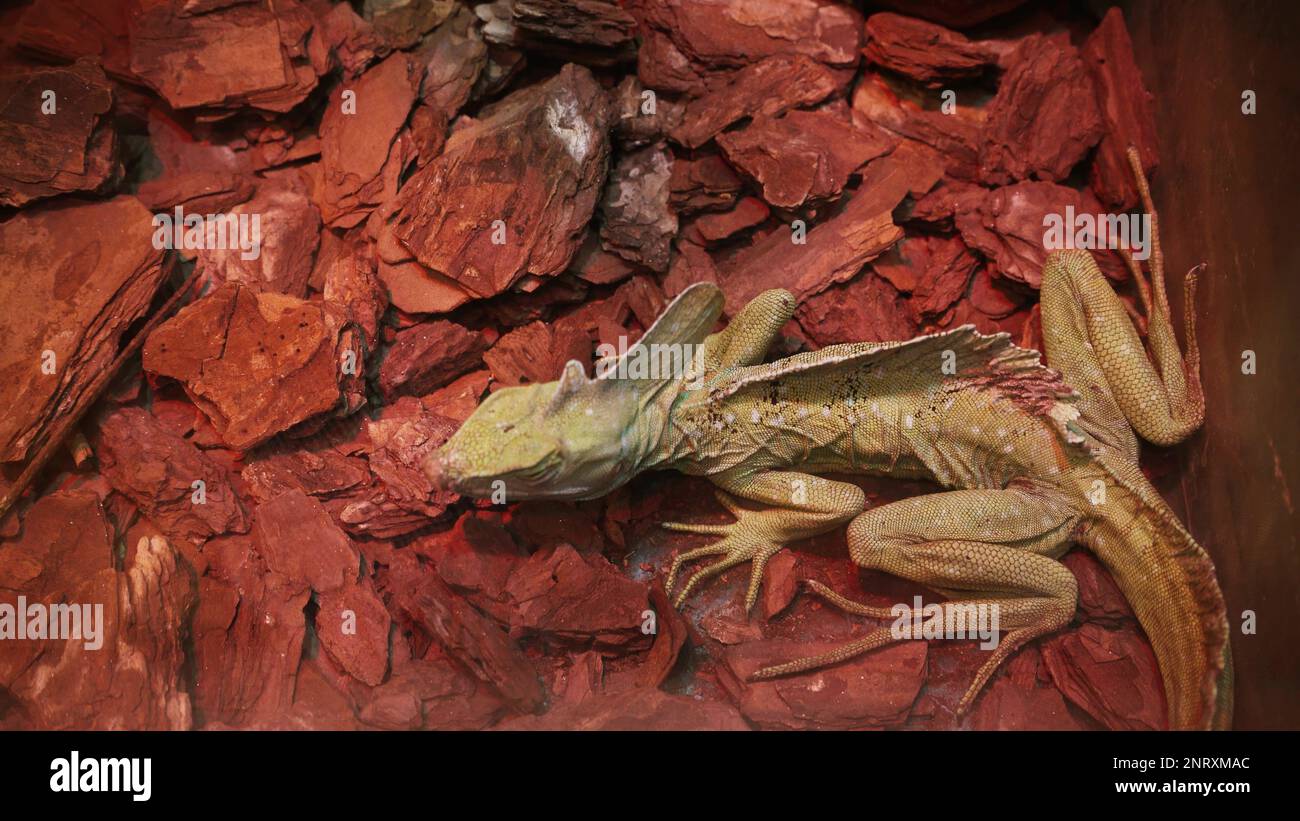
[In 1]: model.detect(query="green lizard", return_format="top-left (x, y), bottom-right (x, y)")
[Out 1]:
top-left (424, 149), bottom-right (1231, 730)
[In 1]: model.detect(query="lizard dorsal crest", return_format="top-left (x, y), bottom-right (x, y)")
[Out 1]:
top-left (629, 282), bottom-right (723, 353)
top-left (593, 282), bottom-right (723, 386)
top-left (548, 284), bottom-right (724, 418)
top-left (710, 325), bottom-right (1083, 443)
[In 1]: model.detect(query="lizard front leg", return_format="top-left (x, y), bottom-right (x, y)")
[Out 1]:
top-left (753, 486), bottom-right (1080, 718)
top-left (702, 288), bottom-right (797, 370)
top-left (663, 470), bottom-right (865, 610)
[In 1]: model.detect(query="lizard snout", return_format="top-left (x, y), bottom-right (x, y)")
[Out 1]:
top-left (423, 451), bottom-right (451, 491)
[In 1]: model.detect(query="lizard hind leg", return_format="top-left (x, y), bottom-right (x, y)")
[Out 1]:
top-left (1039, 147), bottom-right (1204, 450)
top-left (751, 488), bottom-right (1080, 719)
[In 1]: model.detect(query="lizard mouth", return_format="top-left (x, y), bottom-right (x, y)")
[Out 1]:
top-left (422, 451), bottom-right (456, 493)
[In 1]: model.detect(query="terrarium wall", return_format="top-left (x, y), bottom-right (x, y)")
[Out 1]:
top-left (1119, 0), bottom-right (1300, 729)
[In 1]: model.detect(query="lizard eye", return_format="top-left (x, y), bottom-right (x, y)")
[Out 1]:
top-left (499, 422), bottom-right (515, 433)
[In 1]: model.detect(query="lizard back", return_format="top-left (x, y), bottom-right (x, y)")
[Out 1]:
top-left (659, 325), bottom-right (1085, 489)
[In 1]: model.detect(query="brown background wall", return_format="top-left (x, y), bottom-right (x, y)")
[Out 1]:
top-left (1114, 0), bottom-right (1300, 728)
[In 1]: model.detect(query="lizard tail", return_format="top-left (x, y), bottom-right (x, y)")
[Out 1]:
top-left (1084, 450), bottom-right (1232, 730)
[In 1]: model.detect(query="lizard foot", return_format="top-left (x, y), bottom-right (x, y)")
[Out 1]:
top-left (662, 490), bottom-right (786, 611)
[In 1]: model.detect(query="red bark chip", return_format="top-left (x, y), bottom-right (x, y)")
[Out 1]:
top-left (485, 320), bottom-right (592, 387)
top-left (504, 544), bottom-right (652, 653)
top-left (671, 54), bottom-right (844, 149)
top-left (796, 273), bottom-right (917, 347)
top-left (719, 640), bottom-right (927, 730)
top-left (669, 150), bottom-right (745, 214)
top-left (1041, 622), bottom-right (1167, 731)
top-left (319, 52), bottom-right (422, 227)
top-left (378, 320), bottom-right (489, 401)
top-left (863, 12), bottom-right (998, 87)
top-left (191, 535), bottom-right (311, 728)
top-left (390, 63), bottom-right (613, 302)
top-left (694, 197), bottom-right (770, 243)
top-left (599, 143), bottom-right (678, 272)
top-left (954, 180), bottom-right (1126, 288)
top-left (1, 493), bottom-right (193, 729)
top-left (143, 284), bottom-right (355, 450)
top-left (128, 0), bottom-right (324, 114)
top-left (632, 0), bottom-right (863, 75)
top-left (252, 489), bottom-right (359, 593)
top-left (717, 109), bottom-right (893, 208)
top-left (0, 59), bottom-right (117, 207)
top-left (195, 187), bottom-right (322, 296)
top-left (316, 578), bottom-right (391, 686)
top-left (0, 196), bottom-right (165, 464)
top-left (93, 407), bottom-right (250, 544)
top-left (978, 34), bottom-right (1105, 185)
top-left (1083, 7), bottom-right (1160, 210)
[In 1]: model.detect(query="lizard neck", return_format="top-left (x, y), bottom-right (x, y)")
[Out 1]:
top-left (620, 377), bottom-right (691, 478)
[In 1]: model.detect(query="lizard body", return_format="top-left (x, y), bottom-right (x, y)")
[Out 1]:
top-left (426, 150), bottom-right (1231, 730)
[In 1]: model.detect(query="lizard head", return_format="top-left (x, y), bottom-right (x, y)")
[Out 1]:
top-left (423, 361), bottom-right (649, 501)
top-left (424, 283), bottom-right (725, 502)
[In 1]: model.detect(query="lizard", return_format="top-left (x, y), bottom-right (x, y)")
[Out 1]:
top-left (423, 149), bottom-right (1232, 730)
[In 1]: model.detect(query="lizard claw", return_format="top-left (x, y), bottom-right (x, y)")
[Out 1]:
top-left (661, 513), bottom-right (785, 611)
